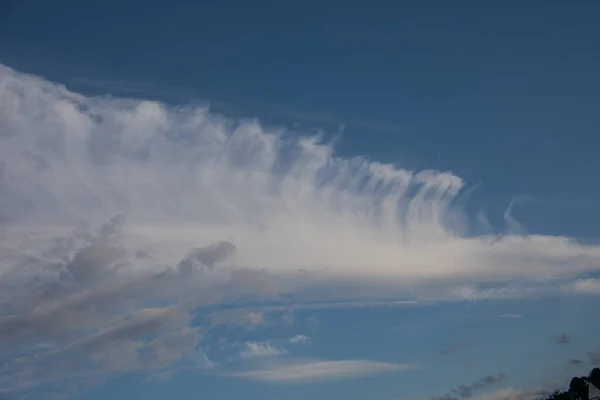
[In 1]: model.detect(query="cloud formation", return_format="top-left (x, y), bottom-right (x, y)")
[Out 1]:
top-left (555, 333), bottom-right (571, 345)
top-left (1, 64), bottom-right (600, 395)
top-left (440, 344), bottom-right (463, 356)
top-left (228, 359), bottom-right (415, 383)
top-left (497, 314), bottom-right (522, 319)
top-left (239, 342), bottom-right (287, 359)
top-left (562, 279), bottom-right (600, 295)
top-left (466, 388), bottom-right (550, 400)
top-left (2, 63), bottom-right (600, 291)
top-left (431, 373), bottom-right (507, 400)
top-left (289, 334), bottom-right (309, 344)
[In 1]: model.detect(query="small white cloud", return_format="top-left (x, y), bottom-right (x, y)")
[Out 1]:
top-left (229, 359), bottom-right (415, 383)
top-left (289, 335), bottom-right (309, 344)
top-left (239, 342), bottom-right (287, 359)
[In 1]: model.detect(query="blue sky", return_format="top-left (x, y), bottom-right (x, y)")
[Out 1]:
top-left (0, 1), bottom-right (599, 400)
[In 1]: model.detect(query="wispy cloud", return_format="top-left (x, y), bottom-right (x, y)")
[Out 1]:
top-left (497, 314), bottom-right (522, 319)
top-left (2, 64), bottom-right (600, 295)
top-left (239, 342), bottom-right (287, 359)
top-left (1, 63), bottom-right (600, 394)
top-left (228, 359), bottom-right (415, 383)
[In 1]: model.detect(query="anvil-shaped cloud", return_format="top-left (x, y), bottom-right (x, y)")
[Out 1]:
top-left (0, 64), bottom-right (599, 395)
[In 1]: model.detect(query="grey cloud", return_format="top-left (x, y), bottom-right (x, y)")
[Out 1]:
top-left (555, 333), bottom-right (571, 344)
top-left (440, 344), bottom-right (463, 356)
top-left (0, 217), bottom-right (262, 396)
top-left (481, 374), bottom-right (506, 385)
top-left (68, 307), bottom-right (188, 354)
top-left (467, 389), bottom-right (551, 400)
top-left (67, 243), bottom-right (125, 284)
top-left (97, 214), bottom-right (126, 240)
top-left (177, 241), bottom-right (236, 272)
top-left (568, 359), bottom-right (584, 365)
top-left (0, 323), bottom-right (205, 395)
top-left (431, 373), bottom-right (507, 400)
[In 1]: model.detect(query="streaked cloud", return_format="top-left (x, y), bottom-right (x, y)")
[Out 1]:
top-left (497, 314), bottom-right (522, 319)
top-left (2, 63), bottom-right (600, 302)
top-left (1, 63), bottom-right (600, 395)
top-left (227, 359), bottom-right (415, 383)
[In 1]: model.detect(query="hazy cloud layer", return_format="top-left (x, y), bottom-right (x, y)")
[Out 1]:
top-left (1, 64), bottom-right (600, 395)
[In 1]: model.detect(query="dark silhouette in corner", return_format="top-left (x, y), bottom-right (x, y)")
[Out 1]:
top-left (543, 368), bottom-right (600, 400)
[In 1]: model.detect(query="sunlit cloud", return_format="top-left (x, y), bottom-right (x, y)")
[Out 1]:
top-left (1, 63), bottom-right (600, 394)
top-left (227, 359), bottom-right (415, 383)
top-left (289, 335), bottom-right (309, 344)
top-left (239, 342), bottom-right (287, 359)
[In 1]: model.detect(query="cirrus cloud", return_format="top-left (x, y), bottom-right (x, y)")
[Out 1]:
top-left (1, 63), bottom-right (600, 396)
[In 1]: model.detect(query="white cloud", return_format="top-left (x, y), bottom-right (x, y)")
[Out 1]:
top-left (239, 342), bottom-right (287, 359)
top-left (289, 335), bottom-right (309, 344)
top-left (1, 63), bottom-right (600, 394)
top-left (228, 359), bottom-right (415, 383)
top-left (2, 64), bottom-right (600, 290)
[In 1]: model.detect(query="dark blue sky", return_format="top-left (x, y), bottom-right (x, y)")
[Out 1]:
top-left (1, 0), bottom-right (599, 236)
